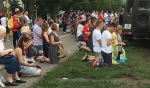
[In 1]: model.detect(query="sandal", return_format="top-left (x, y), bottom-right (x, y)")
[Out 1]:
top-left (5, 81), bottom-right (18, 86)
top-left (14, 79), bottom-right (26, 83)
top-left (39, 57), bottom-right (46, 63)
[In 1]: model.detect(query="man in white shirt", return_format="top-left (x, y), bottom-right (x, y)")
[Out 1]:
top-left (92, 20), bottom-right (104, 61)
top-left (93, 23), bottom-right (117, 67)
top-left (91, 10), bottom-right (96, 18)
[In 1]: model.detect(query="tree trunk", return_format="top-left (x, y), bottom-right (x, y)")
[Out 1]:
top-left (26, 0), bottom-right (34, 20)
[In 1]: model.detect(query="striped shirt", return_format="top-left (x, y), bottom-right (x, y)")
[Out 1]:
top-left (33, 24), bottom-right (43, 46)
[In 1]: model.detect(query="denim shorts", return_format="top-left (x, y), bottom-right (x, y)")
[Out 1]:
top-left (34, 45), bottom-right (43, 52)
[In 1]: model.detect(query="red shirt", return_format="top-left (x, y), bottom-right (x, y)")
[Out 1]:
top-left (83, 25), bottom-right (90, 41)
top-left (99, 13), bottom-right (104, 21)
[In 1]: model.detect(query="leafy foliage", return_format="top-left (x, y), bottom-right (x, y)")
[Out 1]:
top-left (11, 0), bottom-right (20, 15)
top-left (23, 0), bottom-right (123, 20)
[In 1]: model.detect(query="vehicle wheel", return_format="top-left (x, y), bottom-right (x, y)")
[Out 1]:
top-left (134, 10), bottom-right (150, 31)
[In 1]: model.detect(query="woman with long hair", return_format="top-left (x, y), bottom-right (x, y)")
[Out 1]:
top-left (41, 23), bottom-right (50, 58)
top-left (112, 25), bottom-right (127, 64)
top-left (14, 35), bottom-right (41, 76)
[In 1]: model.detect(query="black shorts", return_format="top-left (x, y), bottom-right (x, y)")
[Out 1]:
top-left (6, 27), bottom-right (10, 33)
top-left (86, 41), bottom-right (93, 52)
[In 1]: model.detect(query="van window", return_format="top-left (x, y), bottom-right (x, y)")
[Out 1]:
top-left (127, 0), bottom-right (134, 13)
top-left (138, 1), bottom-right (150, 11)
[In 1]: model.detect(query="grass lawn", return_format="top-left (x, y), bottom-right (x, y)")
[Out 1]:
top-left (35, 43), bottom-right (150, 88)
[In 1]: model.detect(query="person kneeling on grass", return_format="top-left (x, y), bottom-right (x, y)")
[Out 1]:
top-left (78, 19), bottom-right (92, 52)
top-left (81, 20), bottom-right (104, 62)
top-left (15, 35), bottom-right (41, 77)
top-left (93, 23), bottom-right (117, 67)
top-left (112, 25), bottom-right (127, 64)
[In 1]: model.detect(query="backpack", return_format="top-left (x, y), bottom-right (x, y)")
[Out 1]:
top-left (13, 15), bottom-right (22, 29)
top-left (26, 45), bottom-right (39, 58)
top-left (8, 17), bottom-right (14, 29)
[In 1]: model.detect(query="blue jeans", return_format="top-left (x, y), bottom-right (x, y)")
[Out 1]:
top-left (78, 34), bottom-right (84, 41)
top-left (18, 31), bottom-right (22, 38)
top-left (34, 45), bottom-right (43, 53)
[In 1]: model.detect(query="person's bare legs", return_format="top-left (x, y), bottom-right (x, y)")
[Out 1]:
top-left (81, 46), bottom-right (91, 52)
top-left (80, 42), bottom-right (86, 46)
top-left (6, 74), bottom-right (13, 83)
top-left (14, 72), bottom-right (20, 80)
top-left (20, 69), bottom-right (41, 77)
top-left (87, 56), bottom-right (96, 61)
top-left (6, 33), bottom-right (9, 41)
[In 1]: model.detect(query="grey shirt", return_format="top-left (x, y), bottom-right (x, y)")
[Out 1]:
top-left (117, 34), bottom-right (122, 52)
top-left (21, 15), bottom-right (27, 26)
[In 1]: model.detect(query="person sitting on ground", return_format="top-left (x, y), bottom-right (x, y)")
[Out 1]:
top-left (81, 21), bottom-right (104, 62)
top-left (112, 25), bottom-right (127, 63)
top-left (0, 25), bottom-right (26, 86)
top-left (14, 35), bottom-right (41, 77)
top-left (93, 23), bottom-right (117, 67)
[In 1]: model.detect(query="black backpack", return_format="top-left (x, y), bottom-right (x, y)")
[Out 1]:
top-left (26, 45), bottom-right (38, 58)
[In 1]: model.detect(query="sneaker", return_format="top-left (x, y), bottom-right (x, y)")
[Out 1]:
top-left (93, 60), bottom-right (99, 67)
top-left (78, 43), bottom-right (82, 51)
top-left (81, 53), bottom-right (88, 61)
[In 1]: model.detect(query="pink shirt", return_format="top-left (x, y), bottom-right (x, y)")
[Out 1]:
top-left (81, 15), bottom-right (86, 21)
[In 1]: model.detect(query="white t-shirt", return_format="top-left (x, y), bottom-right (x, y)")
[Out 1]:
top-left (48, 28), bottom-right (52, 34)
top-left (91, 13), bottom-right (96, 18)
top-left (0, 17), bottom-right (7, 27)
top-left (77, 24), bottom-right (83, 37)
top-left (101, 30), bottom-right (112, 53)
top-left (104, 13), bottom-right (108, 18)
top-left (24, 15), bottom-right (30, 23)
top-left (92, 29), bottom-right (102, 52)
top-left (0, 40), bottom-right (4, 53)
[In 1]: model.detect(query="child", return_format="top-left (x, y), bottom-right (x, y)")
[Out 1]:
top-left (93, 23), bottom-right (117, 67)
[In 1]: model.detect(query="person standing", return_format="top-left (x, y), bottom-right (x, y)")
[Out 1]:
top-left (18, 7), bottom-right (27, 38)
top-left (33, 18), bottom-right (43, 52)
top-left (119, 10), bottom-right (124, 26)
top-left (12, 8), bottom-right (20, 48)
top-left (24, 11), bottom-right (31, 26)
top-left (0, 13), bottom-right (9, 41)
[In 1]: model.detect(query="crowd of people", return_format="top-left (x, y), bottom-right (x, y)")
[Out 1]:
top-left (0, 8), bottom-right (127, 86)
top-left (0, 7), bottom-right (62, 86)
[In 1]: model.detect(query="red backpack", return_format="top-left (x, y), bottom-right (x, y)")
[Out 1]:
top-left (13, 15), bottom-right (22, 29)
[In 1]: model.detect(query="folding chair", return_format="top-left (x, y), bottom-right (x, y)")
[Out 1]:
top-left (0, 74), bottom-right (6, 87)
